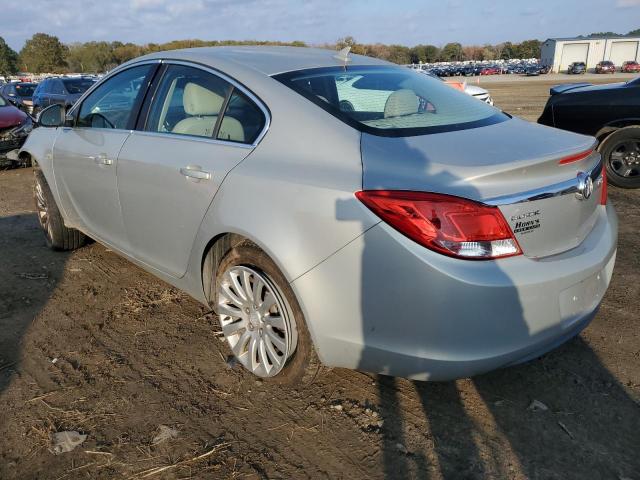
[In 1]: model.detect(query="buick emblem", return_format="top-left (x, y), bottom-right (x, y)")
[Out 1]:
top-left (576, 172), bottom-right (593, 201)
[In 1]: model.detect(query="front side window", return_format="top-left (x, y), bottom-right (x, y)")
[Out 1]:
top-left (77, 65), bottom-right (152, 130)
top-left (274, 66), bottom-right (507, 137)
top-left (51, 80), bottom-right (65, 95)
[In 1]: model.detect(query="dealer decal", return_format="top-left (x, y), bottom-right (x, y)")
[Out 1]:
top-left (510, 210), bottom-right (541, 234)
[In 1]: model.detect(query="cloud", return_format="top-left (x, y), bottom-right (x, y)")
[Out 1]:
top-left (616, 0), bottom-right (640, 6)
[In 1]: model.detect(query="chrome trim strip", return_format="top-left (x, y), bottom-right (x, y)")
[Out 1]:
top-left (130, 130), bottom-right (254, 149)
top-left (486, 156), bottom-right (603, 206)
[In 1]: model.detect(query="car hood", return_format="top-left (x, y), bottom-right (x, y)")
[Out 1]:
top-left (0, 105), bottom-right (27, 129)
top-left (550, 82), bottom-right (626, 95)
top-left (464, 84), bottom-right (489, 96)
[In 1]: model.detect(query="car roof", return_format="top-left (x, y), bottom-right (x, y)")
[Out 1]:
top-left (132, 46), bottom-right (390, 76)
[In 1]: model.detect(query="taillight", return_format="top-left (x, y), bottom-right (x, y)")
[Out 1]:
top-left (356, 190), bottom-right (522, 260)
top-left (601, 164), bottom-right (607, 205)
top-left (558, 149), bottom-right (594, 165)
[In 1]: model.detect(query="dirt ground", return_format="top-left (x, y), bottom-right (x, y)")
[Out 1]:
top-left (0, 79), bottom-right (639, 480)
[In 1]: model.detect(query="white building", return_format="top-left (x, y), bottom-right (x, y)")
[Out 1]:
top-left (541, 36), bottom-right (640, 72)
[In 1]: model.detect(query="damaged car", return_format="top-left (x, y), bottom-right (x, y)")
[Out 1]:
top-left (0, 95), bottom-right (33, 168)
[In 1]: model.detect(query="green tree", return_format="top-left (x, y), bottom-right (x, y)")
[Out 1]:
top-left (0, 37), bottom-right (18, 77)
top-left (499, 41), bottom-right (517, 60)
top-left (19, 33), bottom-right (67, 73)
top-left (627, 28), bottom-right (640, 36)
top-left (517, 39), bottom-right (541, 59)
top-left (410, 44), bottom-right (440, 63)
top-left (439, 42), bottom-right (463, 61)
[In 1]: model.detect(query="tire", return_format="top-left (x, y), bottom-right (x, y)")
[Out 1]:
top-left (34, 169), bottom-right (87, 250)
top-left (600, 127), bottom-right (640, 189)
top-left (213, 242), bottom-right (320, 385)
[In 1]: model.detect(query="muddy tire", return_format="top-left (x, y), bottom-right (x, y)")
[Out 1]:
top-left (34, 169), bottom-right (86, 250)
top-left (600, 126), bottom-right (640, 189)
top-left (213, 242), bottom-right (320, 385)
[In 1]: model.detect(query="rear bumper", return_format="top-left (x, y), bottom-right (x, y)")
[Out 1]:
top-left (292, 204), bottom-right (617, 381)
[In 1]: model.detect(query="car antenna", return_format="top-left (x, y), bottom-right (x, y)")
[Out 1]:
top-left (334, 46), bottom-right (352, 70)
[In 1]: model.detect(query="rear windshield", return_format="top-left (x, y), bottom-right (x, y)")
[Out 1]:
top-left (15, 84), bottom-right (36, 97)
top-left (274, 66), bottom-right (507, 137)
top-left (63, 78), bottom-right (96, 94)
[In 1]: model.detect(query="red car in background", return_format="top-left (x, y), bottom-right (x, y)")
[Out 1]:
top-left (0, 95), bottom-right (33, 168)
top-left (479, 66), bottom-right (500, 75)
top-left (622, 61), bottom-right (640, 73)
top-left (595, 61), bottom-right (616, 74)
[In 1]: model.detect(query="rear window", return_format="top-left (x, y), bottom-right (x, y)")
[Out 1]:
top-left (63, 78), bottom-right (96, 94)
top-left (274, 66), bottom-right (507, 137)
top-left (15, 84), bottom-right (36, 97)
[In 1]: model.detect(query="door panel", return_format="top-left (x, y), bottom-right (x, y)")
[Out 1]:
top-left (117, 132), bottom-right (252, 277)
top-left (53, 128), bottom-right (130, 246)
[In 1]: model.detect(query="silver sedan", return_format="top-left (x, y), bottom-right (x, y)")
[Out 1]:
top-left (23, 47), bottom-right (617, 382)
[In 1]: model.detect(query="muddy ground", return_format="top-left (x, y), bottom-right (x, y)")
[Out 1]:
top-left (0, 79), bottom-right (639, 480)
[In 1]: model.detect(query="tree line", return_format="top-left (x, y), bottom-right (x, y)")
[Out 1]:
top-left (0, 28), bottom-right (639, 76)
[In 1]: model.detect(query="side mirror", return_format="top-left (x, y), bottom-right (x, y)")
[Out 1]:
top-left (37, 104), bottom-right (65, 128)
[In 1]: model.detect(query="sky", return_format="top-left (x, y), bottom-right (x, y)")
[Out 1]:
top-left (2, 0), bottom-right (640, 51)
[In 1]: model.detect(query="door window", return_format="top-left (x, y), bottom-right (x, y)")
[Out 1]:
top-left (218, 90), bottom-right (265, 144)
top-left (145, 65), bottom-right (232, 139)
top-left (77, 65), bottom-right (153, 130)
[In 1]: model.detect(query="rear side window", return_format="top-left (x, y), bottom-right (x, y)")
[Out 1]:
top-left (275, 66), bottom-right (506, 137)
top-left (145, 64), bottom-right (266, 144)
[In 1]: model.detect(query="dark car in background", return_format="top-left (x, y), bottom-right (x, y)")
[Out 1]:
top-left (567, 62), bottom-right (587, 74)
top-left (32, 76), bottom-right (96, 115)
top-left (538, 77), bottom-right (640, 188)
top-left (0, 82), bottom-right (38, 115)
top-left (0, 95), bottom-right (33, 168)
top-left (596, 61), bottom-right (616, 74)
top-left (622, 61), bottom-right (640, 73)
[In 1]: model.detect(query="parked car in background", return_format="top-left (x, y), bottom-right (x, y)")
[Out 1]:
top-left (621, 61), bottom-right (640, 73)
top-left (24, 47), bottom-right (616, 383)
top-left (595, 61), bottom-right (616, 74)
top-left (420, 71), bottom-right (494, 105)
top-left (0, 95), bottom-right (33, 168)
top-left (525, 65), bottom-right (540, 76)
top-left (32, 76), bottom-right (97, 115)
top-left (567, 62), bottom-right (587, 74)
top-left (539, 77), bottom-right (640, 188)
top-left (0, 82), bottom-right (38, 115)
top-left (479, 66), bottom-right (500, 76)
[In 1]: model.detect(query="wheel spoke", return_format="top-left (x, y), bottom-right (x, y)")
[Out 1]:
top-left (258, 292), bottom-right (277, 315)
top-left (232, 330), bottom-right (252, 358)
top-left (264, 336), bottom-right (283, 367)
top-left (230, 271), bottom-right (249, 303)
top-left (222, 282), bottom-right (245, 307)
top-left (217, 302), bottom-right (243, 319)
top-left (264, 314), bottom-right (285, 330)
top-left (610, 151), bottom-right (625, 161)
top-left (249, 336), bottom-right (259, 370)
top-left (221, 319), bottom-right (246, 337)
top-left (242, 270), bottom-right (254, 302)
top-left (252, 277), bottom-right (265, 305)
top-left (258, 339), bottom-right (272, 373)
top-left (266, 327), bottom-right (286, 352)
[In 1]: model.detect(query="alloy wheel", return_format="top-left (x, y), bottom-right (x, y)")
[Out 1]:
top-left (609, 140), bottom-right (640, 179)
top-left (217, 266), bottom-right (297, 377)
top-left (34, 179), bottom-right (52, 240)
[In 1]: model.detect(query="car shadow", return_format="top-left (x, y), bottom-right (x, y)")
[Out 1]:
top-left (0, 213), bottom-right (68, 395)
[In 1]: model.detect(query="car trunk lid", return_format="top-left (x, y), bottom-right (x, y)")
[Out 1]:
top-left (361, 117), bottom-right (603, 258)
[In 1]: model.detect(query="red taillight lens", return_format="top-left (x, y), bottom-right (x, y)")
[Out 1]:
top-left (601, 164), bottom-right (607, 205)
top-left (558, 149), bottom-right (594, 165)
top-left (356, 190), bottom-right (522, 260)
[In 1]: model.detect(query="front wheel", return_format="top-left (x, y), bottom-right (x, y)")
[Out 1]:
top-left (213, 243), bottom-right (320, 384)
top-left (34, 170), bottom-right (87, 250)
top-left (600, 127), bottom-right (640, 188)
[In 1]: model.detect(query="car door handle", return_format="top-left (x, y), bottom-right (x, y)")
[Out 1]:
top-left (180, 166), bottom-right (211, 181)
top-left (90, 154), bottom-right (113, 166)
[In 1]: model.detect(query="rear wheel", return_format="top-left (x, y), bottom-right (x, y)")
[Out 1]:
top-left (213, 243), bottom-right (319, 384)
top-left (34, 169), bottom-right (86, 250)
top-left (600, 127), bottom-right (640, 189)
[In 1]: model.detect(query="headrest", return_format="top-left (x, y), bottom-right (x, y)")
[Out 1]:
top-left (183, 82), bottom-right (224, 116)
top-left (384, 89), bottom-right (419, 118)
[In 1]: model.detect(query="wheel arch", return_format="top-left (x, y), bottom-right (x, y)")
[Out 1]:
top-left (596, 121), bottom-right (640, 145)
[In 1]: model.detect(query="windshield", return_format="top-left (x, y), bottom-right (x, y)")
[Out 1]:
top-left (63, 78), bottom-right (95, 94)
top-left (15, 84), bottom-right (36, 97)
top-left (274, 66), bottom-right (506, 137)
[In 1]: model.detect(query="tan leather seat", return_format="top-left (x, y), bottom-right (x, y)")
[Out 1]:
top-left (172, 82), bottom-right (245, 142)
top-left (173, 82), bottom-right (224, 137)
top-left (384, 89), bottom-right (419, 118)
